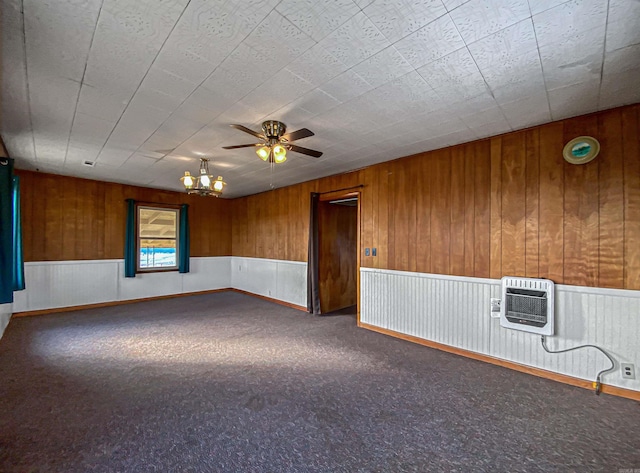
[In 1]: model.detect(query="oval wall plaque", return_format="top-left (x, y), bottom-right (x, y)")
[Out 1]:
top-left (563, 136), bottom-right (600, 165)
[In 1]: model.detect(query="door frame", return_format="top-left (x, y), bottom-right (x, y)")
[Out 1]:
top-left (318, 190), bottom-right (361, 322)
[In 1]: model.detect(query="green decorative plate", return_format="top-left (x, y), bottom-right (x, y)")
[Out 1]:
top-left (563, 136), bottom-right (600, 165)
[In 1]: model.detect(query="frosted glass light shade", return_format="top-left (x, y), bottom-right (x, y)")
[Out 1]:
top-left (181, 171), bottom-right (194, 189)
top-left (273, 145), bottom-right (287, 163)
top-left (256, 147), bottom-right (270, 161)
top-left (213, 177), bottom-right (225, 192)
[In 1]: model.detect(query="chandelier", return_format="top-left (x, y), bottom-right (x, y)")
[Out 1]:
top-left (180, 158), bottom-right (226, 197)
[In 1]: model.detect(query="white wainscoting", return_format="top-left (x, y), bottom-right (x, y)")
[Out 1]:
top-left (0, 303), bottom-right (11, 339)
top-left (9, 257), bottom-right (308, 315)
top-left (361, 267), bottom-right (640, 392)
top-left (12, 257), bottom-right (232, 313)
top-left (231, 257), bottom-right (307, 308)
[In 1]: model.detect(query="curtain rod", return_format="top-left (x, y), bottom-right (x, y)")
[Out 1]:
top-left (318, 184), bottom-right (364, 195)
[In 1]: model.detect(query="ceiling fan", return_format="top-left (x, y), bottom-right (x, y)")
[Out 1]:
top-left (222, 120), bottom-right (322, 164)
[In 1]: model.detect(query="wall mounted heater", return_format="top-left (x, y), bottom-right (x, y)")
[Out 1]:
top-left (500, 277), bottom-right (555, 336)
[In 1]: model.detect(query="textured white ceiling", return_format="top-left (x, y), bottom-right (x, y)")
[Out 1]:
top-left (1, 0), bottom-right (639, 198)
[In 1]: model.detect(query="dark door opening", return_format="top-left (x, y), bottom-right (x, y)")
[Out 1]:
top-left (317, 196), bottom-right (358, 315)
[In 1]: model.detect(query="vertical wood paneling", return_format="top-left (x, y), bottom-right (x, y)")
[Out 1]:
top-left (416, 155), bottom-right (431, 273)
top-left (598, 109), bottom-right (624, 288)
top-left (19, 171), bottom-right (231, 261)
top-left (430, 149), bottom-right (451, 274)
top-left (474, 140), bottom-right (491, 278)
top-left (377, 163), bottom-right (390, 269)
top-left (450, 146), bottom-right (466, 276)
top-left (44, 174), bottom-right (63, 260)
top-left (391, 161), bottom-right (408, 271)
top-left (61, 181), bottom-right (77, 261)
top-left (623, 105), bottom-right (640, 289)
top-left (104, 183), bottom-right (125, 259)
top-left (501, 132), bottom-right (526, 277)
top-left (387, 164), bottom-right (397, 270)
top-left (563, 115), bottom-right (599, 286)
top-left (538, 122), bottom-right (564, 282)
top-left (361, 168), bottom-right (375, 267)
top-left (490, 137), bottom-right (502, 278)
top-left (525, 129), bottom-right (540, 277)
top-left (463, 144), bottom-right (475, 276)
top-left (406, 158), bottom-right (418, 273)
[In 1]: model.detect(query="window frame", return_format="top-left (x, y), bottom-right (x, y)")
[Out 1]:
top-left (135, 203), bottom-right (180, 273)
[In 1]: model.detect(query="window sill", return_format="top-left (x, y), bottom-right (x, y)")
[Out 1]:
top-left (136, 268), bottom-right (179, 274)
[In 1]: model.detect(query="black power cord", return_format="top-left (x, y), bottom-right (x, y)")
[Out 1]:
top-left (541, 336), bottom-right (615, 395)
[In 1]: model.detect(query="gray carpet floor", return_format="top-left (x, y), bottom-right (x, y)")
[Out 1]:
top-left (0, 291), bottom-right (639, 472)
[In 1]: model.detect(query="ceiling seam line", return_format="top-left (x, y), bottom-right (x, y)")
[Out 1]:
top-left (62, 0), bottom-right (105, 169)
top-left (92, 0), bottom-right (194, 165)
top-left (447, 12), bottom-right (507, 131)
top-left (530, 11), bottom-right (554, 122)
top-left (20, 0), bottom-right (37, 164)
top-left (597, 0), bottom-right (611, 110)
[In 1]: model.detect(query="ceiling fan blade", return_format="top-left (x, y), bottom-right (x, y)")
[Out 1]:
top-left (230, 124), bottom-right (265, 140)
top-left (281, 128), bottom-right (314, 142)
top-left (288, 144), bottom-right (323, 158)
top-left (222, 143), bottom-right (262, 150)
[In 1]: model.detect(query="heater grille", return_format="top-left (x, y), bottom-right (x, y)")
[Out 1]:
top-left (500, 277), bottom-right (555, 335)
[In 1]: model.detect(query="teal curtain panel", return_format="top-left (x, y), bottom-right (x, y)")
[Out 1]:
top-left (0, 158), bottom-right (14, 303)
top-left (124, 199), bottom-right (136, 278)
top-left (12, 175), bottom-right (25, 291)
top-left (179, 204), bottom-right (190, 273)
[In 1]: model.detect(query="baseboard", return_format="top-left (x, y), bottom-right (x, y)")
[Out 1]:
top-left (229, 289), bottom-right (307, 312)
top-left (12, 289), bottom-right (232, 317)
top-left (358, 322), bottom-right (640, 402)
top-left (12, 287), bottom-right (307, 317)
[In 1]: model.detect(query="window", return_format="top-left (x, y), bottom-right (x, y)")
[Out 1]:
top-left (137, 206), bottom-right (179, 271)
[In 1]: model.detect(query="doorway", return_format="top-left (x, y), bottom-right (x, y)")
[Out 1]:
top-left (317, 194), bottom-right (359, 315)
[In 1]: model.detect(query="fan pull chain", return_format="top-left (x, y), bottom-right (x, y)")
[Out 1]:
top-left (270, 161), bottom-right (274, 189)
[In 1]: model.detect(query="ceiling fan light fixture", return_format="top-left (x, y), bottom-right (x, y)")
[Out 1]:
top-left (224, 120), bottom-right (322, 165)
top-left (273, 145), bottom-right (287, 163)
top-left (256, 146), bottom-right (270, 161)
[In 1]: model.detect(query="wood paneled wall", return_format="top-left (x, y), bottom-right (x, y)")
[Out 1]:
top-left (231, 171), bottom-right (363, 261)
top-left (18, 171), bottom-right (231, 262)
top-left (232, 104), bottom-right (640, 290)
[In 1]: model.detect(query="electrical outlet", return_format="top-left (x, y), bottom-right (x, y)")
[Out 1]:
top-left (491, 298), bottom-right (501, 312)
top-left (621, 363), bottom-right (635, 379)
top-left (490, 298), bottom-right (501, 318)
